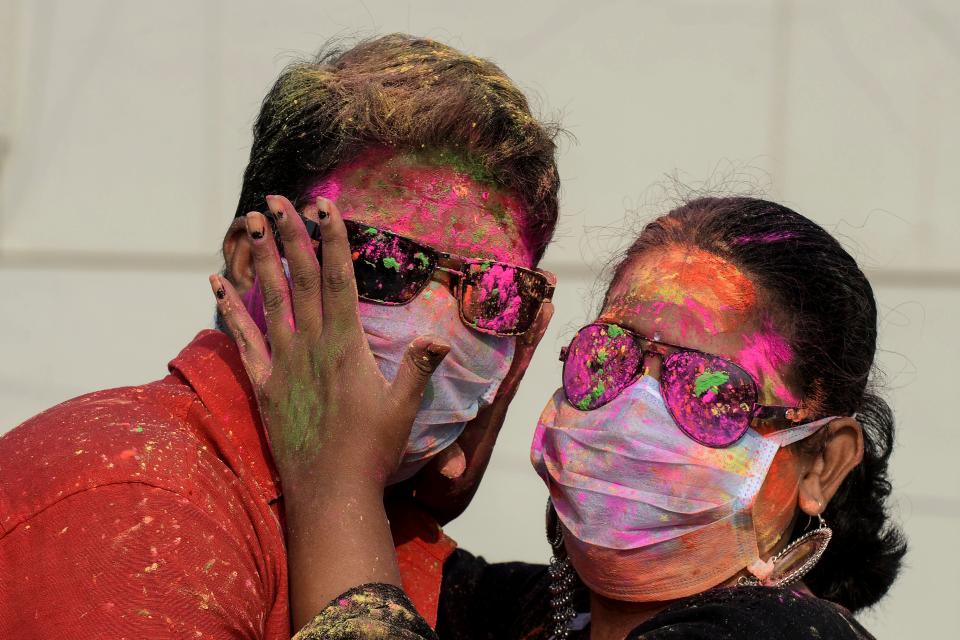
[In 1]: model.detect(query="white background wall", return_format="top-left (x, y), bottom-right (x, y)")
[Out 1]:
top-left (1, 1), bottom-right (957, 636)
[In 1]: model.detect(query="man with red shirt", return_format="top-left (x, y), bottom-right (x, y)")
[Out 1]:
top-left (0, 34), bottom-right (559, 638)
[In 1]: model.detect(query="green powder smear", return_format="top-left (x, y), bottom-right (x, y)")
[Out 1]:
top-left (414, 251), bottom-right (430, 268)
top-left (577, 380), bottom-right (607, 410)
top-left (411, 147), bottom-right (496, 185)
top-left (607, 324), bottom-right (625, 338)
top-left (694, 370), bottom-right (730, 397)
top-left (364, 226), bottom-right (378, 236)
top-left (382, 257), bottom-right (401, 271)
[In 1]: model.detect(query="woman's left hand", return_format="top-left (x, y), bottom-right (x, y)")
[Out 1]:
top-left (211, 194), bottom-right (450, 629)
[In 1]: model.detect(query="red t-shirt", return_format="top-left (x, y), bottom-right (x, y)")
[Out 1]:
top-left (0, 330), bottom-right (456, 639)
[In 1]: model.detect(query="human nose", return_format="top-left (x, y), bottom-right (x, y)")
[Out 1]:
top-left (641, 349), bottom-right (664, 381)
top-left (429, 269), bottom-right (460, 298)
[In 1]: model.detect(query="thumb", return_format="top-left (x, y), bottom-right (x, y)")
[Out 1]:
top-left (431, 441), bottom-right (467, 479)
top-left (390, 335), bottom-right (450, 408)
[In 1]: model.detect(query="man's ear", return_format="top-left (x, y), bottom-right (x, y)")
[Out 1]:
top-left (222, 217), bottom-right (256, 295)
top-left (798, 417), bottom-right (865, 515)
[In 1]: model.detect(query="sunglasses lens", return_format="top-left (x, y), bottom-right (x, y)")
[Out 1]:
top-left (660, 351), bottom-right (756, 447)
top-left (460, 262), bottom-right (547, 335)
top-left (563, 324), bottom-right (644, 410)
top-left (346, 223), bottom-right (436, 303)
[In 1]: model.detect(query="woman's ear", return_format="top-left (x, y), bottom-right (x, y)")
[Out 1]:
top-left (222, 217), bottom-right (256, 295)
top-left (798, 417), bottom-right (865, 515)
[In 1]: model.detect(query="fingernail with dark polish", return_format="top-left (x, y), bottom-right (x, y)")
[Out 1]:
top-left (209, 274), bottom-right (226, 300)
top-left (423, 343), bottom-right (450, 369)
top-left (265, 195), bottom-right (283, 219)
top-left (316, 198), bottom-right (329, 220)
top-left (246, 215), bottom-right (265, 240)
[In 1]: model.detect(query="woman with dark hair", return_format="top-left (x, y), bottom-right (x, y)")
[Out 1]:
top-left (216, 195), bottom-right (904, 639)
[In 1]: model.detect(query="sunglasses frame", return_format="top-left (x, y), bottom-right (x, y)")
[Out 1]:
top-left (560, 322), bottom-right (807, 447)
top-left (269, 212), bottom-right (555, 337)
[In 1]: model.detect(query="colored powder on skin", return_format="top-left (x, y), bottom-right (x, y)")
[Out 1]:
top-left (306, 149), bottom-right (535, 266)
top-left (737, 316), bottom-right (798, 405)
top-left (415, 147), bottom-right (496, 185)
top-left (683, 297), bottom-right (720, 336)
top-left (753, 447), bottom-right (803, 551)
top-left (610, 246), bottom-right (757, 316)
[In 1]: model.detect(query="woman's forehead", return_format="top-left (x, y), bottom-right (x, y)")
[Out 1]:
top-left (308, 149), bottom-right (534, 266)
top-left (602, 245), bottom-right (800, 406)
top-left (603, 245), bottom-right (757, 336)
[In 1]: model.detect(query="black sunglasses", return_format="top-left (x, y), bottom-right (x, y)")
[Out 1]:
top-left (268, 213), bottom-right (554, 337)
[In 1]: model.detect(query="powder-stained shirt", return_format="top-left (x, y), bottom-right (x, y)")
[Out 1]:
top-left (0, 330), bottom-right (456, 639)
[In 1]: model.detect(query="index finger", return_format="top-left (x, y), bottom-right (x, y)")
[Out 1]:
top-left (315, 198), bottom-right (362, 335)
top-left (267, 195), bottom-right (323, 336)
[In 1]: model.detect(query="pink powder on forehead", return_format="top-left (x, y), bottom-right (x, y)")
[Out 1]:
top-left (682, 298), bottom-right (719, 337)
top-left (312, 179), bottom-right (341, 202)
top-left (305, 153), bottom-right (536, 266)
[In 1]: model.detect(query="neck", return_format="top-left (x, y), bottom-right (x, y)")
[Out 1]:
top-left (588, 592), bottom-right (671, 640)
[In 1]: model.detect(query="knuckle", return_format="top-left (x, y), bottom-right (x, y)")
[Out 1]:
top-left (322, 343), bottom-right (348, 372)
top-left (321, 222), bottom-right (348, 245)
top-left (291, 268), bottom-right (321, 296)
top-left (408, 350), bottom-right (435, 377)
top-left (261, 287), bottom-right (286, 314)
top-left (324, 262), bottom-right (352, 292)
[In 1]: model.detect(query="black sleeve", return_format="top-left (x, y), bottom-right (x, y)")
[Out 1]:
top-left (437, 548), bottom-right (564, 640)
top-left (294, 583), bottom-right (439, 640)
top-left (628, 587), bottom-right (876, 640)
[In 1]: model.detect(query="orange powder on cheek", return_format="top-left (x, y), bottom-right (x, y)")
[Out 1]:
top-left (753, 447), bottom-right (803, 556)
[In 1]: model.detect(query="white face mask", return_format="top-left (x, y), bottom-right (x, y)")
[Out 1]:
top-left (531, 375), bottom-right (833, 601)
top-left (360, 281), bottom-right (515, 484)
top-left (240, 271), bottom-right (516, 485)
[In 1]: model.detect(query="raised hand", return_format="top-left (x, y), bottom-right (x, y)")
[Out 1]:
top-left (211, 195), bottom-right (449, 629)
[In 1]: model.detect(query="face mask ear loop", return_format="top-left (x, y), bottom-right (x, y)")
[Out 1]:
top-left (765, 415), bottom-right (839, 448)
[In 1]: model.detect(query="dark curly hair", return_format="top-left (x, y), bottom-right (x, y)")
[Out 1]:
top-left (607, 196), bottom-right (906, 612)
top-left (234, 33), bottom-right (561, 263)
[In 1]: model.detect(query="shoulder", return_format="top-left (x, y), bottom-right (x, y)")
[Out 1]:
top-left (0, 480), bottom-right (284, 638)
top-left (630, 586), bottom-right (875, 640)
top-left (0, 380), bottom-right (207, 535)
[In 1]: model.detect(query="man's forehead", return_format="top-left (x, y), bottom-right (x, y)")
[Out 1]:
top-left (308, 149), bottom-right (534, 266)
